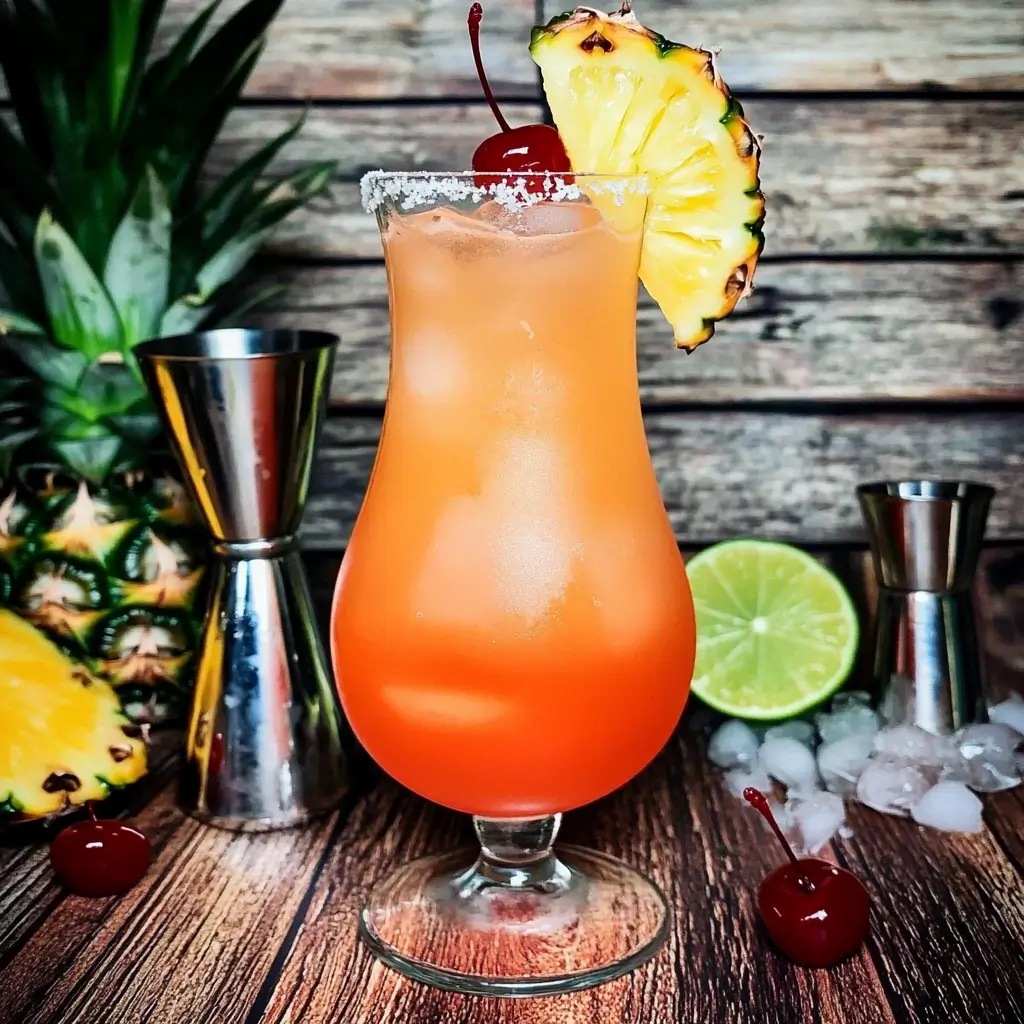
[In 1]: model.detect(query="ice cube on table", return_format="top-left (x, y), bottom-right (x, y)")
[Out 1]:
top-left (817, 734), bottom-right (875, 794)
top-left (724, 758), bottom-right (773, 799)
top-left (830, 690), bottom-right (872, 710)
top-left (957, 723), bottom-right (1023, 793)
top-left (787, 790), bottom-right (846, 854)
top-left (910, 781), bottom-right (984, 833)
top-left (764, 720), bottom-right (816, 749)
top-left (708, 719), bottom-right (761, 770)
top-left (816, 705), bottom-right (880, 744)
top-left (873, 724), bottom-right (954, 767)
top-left (758, 736), bottom-right (819, 792)
top-left (988, 694), bottom-right (1024, 736)
top-left (856, 756), bottom-right (935, 816)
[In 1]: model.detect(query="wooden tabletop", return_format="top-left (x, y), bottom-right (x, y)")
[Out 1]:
top-left (2, 547), bottom-right (1023, 1024)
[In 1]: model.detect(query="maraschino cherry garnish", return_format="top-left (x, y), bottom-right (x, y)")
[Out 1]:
top-left (743, 788), bottom-right (869, 968)
top-left (50, 801), bottom-right (151, 898)
top-left (468, 3), bottom-right (571, 176)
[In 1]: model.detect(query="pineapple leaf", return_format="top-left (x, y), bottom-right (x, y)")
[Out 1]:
top-left (0, 230), bottom-right (45, 324)
top-left (0, 1), bottom-right (51, 163)
top-left (159, 297), bottom-right (210, 338)
top-left (107, 413), bottom-right (162, 443)
top-left (0, 61), bottom-right (58, 256)
top-left (114, 0), bottom-right (168, 137)
top-left (108, 0), bottom-right (146, 128)
top-left (35, 211), bottom-right (125, 357)
top-left (53, 436), bottom-right (123, 484)
top-left (143, 0), bottom-right (222, 101)
top-left (0, 311), bottom-right (45, 336)
top-left (0, 336), bottom-right (89, 390)
top-left (192, 163), bottom-right (334, 288)
top-left (161, 45), bottom-right (265, 207)
top-left (194, 228), bottom-right (274, 303)
top-left (243, 163), bottom-right (335, 233)
top-left (76, 362), bottom-right (149, 417)
top-left (104, 166), bottom-right (171, 347)
top-left (208, 283), bottom-right (285, 328)
top-left (195, 110), bottom-right (309, 242)
top-left (170, 0), bottom-right (282, 104)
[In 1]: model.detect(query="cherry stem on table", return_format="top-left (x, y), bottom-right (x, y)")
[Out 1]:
top-left (468, 3), bottom-right (511, 133)
top-left (743, 787), bottom-right (817, 891)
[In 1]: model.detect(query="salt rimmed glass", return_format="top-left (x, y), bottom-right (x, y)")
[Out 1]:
top-left (331, 171), bottom-right (696, 996)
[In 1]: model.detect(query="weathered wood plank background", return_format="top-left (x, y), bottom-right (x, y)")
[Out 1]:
top-left (193, 0), bottom-right (1023, 545)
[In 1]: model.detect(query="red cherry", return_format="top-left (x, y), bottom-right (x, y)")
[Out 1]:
top-left (744, 788), bottom-right (870, 967)
top-left (50, 802), bottom-right (151, 898)
top-left (468, 3), bottom-right (571, 182)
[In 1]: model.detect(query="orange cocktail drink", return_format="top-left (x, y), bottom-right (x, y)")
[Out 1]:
top-left (332, 174), bottom-right (695, 818)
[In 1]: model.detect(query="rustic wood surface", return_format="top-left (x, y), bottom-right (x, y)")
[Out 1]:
top-left (299, 412), bottom-right (1024, 549)
top-left (215, 100), bottom-right (1024, 259)
top-left (151, 0), bottom-right (1024, 96)
top-left (255, 261), bottom-right (1024, 407)
top-left (1, 547), bottom-right (1022, 1024)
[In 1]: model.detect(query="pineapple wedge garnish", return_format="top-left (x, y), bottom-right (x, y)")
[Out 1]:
top-left (532, 3), bottom-right (765, 350)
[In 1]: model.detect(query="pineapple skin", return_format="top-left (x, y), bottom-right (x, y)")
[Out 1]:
top-left (0, 472), bottom-right (207, 725)
top-left (0, 609), bottom-right (147, 821)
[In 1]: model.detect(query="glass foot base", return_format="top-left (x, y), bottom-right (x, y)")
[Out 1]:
top-left (360, 844), bottom-right (670, 997)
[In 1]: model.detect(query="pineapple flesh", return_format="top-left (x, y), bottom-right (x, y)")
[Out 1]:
top-left (0, 610), bottom-right (147, 820)
top-left (531, 3), bottom-right (765, 350)
top-left (0, 0), bottom-right (335, 725)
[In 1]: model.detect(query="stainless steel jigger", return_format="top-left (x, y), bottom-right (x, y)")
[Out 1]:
top-left (858, 480), bottom-right (995, 735)
top-left (135, 329), bottom-right (348, 830)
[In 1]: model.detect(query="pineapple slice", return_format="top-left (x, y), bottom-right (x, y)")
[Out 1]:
top-left (0, 610), bottom-right (147, 819)
top-left (531, 3), bottom-right (764, 350)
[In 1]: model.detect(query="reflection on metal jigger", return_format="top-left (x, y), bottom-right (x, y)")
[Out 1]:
top-left (858, 480), bottom-right (994, 735)
top-left (136, 329), bottom-right (349, 831)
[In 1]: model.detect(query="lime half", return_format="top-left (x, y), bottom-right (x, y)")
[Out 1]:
top-left (686, 540), bottom-right (859, 720)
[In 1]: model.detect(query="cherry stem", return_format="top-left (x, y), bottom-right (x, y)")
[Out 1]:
top-left (468, 3), bottom-right (511, 134)
top-left (743, 787), bottom-right (799, 866)
top-left (86, 801), bottom-right (97, 823)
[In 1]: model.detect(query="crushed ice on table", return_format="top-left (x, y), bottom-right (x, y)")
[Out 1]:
top-left (831, 690), bottom-right (872, 711)
top-left (724, 758), bottom-right (772, 799)
top-left (708, 719), bottom-right (760, 769)
top-left (989, 694), bottom-right (1024, 736)
top-left (763, 720), bottom-right (816, 748)
top-left (759, 736), bottom-right (819, 792)
top-left (710, 688), bottom-right (1024, 841)
top-left (787, 790), bottom-right (846, 854)
top-left (856, 756), bottom-right (935, 816)
top-left (910, 781), bottom-right (984, 833)
top-left (956, 722), bottom-right (1023, 792)
top-left (816, 704), bottom-right (880, 744)
top-left (873, 724), bottom-right (955, 767)
top-left (817, 734), bottom-right (875, 795)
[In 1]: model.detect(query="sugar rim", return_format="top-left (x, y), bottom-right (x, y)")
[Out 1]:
top-left (360, 170), bottom-right (651, 214)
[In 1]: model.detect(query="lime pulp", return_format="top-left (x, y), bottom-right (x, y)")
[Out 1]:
top-left (686, 540), bottom-right (859, 721)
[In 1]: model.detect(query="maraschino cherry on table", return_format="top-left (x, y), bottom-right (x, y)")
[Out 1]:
top-left (50, 801), bottom-right (151, 898)
top-left (468, 3), bottom-right (571, 178)
top-left (743, 788), bottom-right (870, 968)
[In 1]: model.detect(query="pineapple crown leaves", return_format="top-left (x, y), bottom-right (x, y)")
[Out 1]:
top-left (0, 0), bottom-right (336, 484)
top-left (0, 0), bottom-right (336, 353)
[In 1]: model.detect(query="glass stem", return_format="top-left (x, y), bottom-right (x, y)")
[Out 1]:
top-left (459, 815), bottom-right (572, 895)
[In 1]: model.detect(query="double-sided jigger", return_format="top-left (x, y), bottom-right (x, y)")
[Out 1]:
top-left (858, 480), bottom-right (995, 735)
top-left (135, 329), bottom-right (348, 830)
